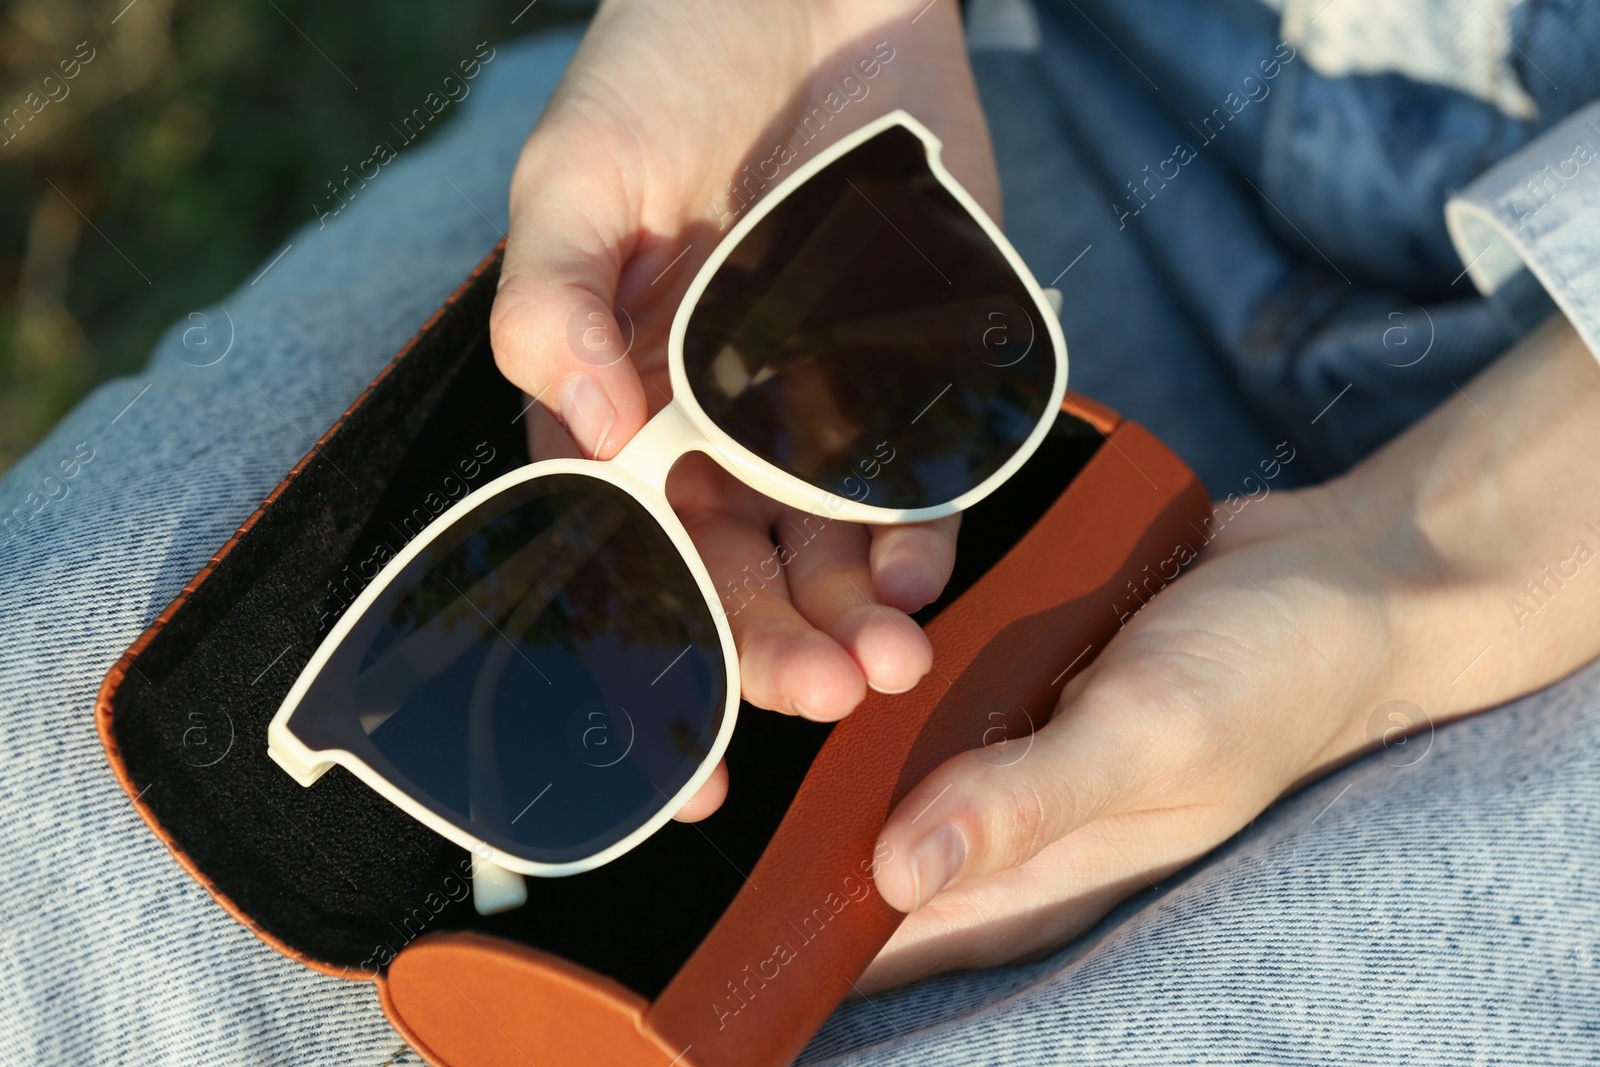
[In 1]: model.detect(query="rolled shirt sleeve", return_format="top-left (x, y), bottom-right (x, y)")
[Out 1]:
top-left (1446, 100), bottom-right (1600, 358)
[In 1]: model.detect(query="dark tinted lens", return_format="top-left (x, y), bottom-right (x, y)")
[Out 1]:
top-left (287, 474), bottom-right (727, 866)
top-left (683, 125), bottom-right (1056, 511)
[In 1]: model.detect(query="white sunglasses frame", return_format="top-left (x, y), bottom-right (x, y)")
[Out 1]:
top-left (267, 109), bottom-right (1069, 913)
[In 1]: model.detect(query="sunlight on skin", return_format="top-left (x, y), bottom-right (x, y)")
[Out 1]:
top-left (500, 0), bottom-right (988, 824)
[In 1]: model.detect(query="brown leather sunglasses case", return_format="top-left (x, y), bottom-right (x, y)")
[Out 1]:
top-left (96, 245), bottom-right (1210, 1067)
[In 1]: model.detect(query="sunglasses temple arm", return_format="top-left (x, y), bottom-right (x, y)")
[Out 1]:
top-left (472, 861), bottom-right (528, 915)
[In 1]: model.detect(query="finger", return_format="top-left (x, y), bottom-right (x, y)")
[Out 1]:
top-left (860, 834), bottom-right (1122, 992)
top-left (671, 759), bottom-right (728, 823)
top-left (778, 507), bottom-right (933, 695)
top-left (670, 467), bottom-right (867, 720)
top-left (716, 539), bottom-right (867, 721)
top-left (491, 122), bottom-right (649, 459)
top-left (873, 690), bottom-right (1141, 913)
top-left (859, 812), bottom-right (1205, 993)
top-left (521, 390), bottom-right (583, 462)
top-left (869, 516), bottom-right (960, 613)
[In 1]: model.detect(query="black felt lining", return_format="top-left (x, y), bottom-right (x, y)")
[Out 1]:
top-left (107, 250), bottom-right (1103, 1000)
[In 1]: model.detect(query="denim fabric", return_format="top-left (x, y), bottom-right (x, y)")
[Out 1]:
top-left (0, 28), bottom-right (588, 1067)
top-left (1030, 0), bottom-right (1600, 476)
top-left (800, 656), bottom-right (1600, 1066)
top-left (3, 3), bottom-right (1600, 1064)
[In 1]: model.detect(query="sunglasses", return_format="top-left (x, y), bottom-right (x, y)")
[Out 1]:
top-left (267, 110), bottom-right (1068, 914)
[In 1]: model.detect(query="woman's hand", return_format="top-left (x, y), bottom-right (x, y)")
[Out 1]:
top-left (865, 313), bottom-right (1600, 992)
top-left (489, 0), bottom-right (998, 818)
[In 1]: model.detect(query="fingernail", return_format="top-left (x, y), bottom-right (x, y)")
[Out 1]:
top-left (910, 824), bottom-right (966, 909)
top-left (874, 559), bottom-right (937, 613)
top-left (867, 679), bottom-right (918, 696)
top-left (786, 697), bottom-right (813, 718)
top-left (557, 373), bottom-right (616, 458)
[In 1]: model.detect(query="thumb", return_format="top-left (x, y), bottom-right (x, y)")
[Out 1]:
top-left (490, 129), bottom-right (650, 460)
top-left (873, 696), bottom-right (1138, 913)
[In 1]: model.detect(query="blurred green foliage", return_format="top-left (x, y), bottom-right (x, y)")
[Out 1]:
top-left (0, 0), bottom-right (582, 473)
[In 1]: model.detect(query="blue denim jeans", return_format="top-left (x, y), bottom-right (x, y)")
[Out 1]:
top-left (3, 4), bottom-right (1598, 1064)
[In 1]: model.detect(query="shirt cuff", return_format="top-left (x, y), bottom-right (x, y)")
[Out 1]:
top-left (1445, 101), bottom-right (1600, 357)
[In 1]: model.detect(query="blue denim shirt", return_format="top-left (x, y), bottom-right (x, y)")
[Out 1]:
top-left (1009, 0), bottom-right (1600, 476)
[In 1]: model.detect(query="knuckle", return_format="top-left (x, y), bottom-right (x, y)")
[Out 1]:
top-left (948, 751), bottom-right (1072, 870)
top-left (489, 276), bottom-right (566, 384)
top-left (1003, 779), bottom-right (1062, 864)
top-left (488, 295), bottom-right (537, 382)
top-left (1071, 665), bottom-right (1217, 791)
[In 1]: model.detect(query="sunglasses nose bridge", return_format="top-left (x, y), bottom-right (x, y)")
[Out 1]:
top-left (608, 400), bottom-right (704, 492)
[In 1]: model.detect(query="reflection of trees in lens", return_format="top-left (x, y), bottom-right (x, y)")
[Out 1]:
top-left (361, 492), bottom-right (578, 668)
top-left (544, 506), bottom-right (714, 653)
top-left (368, 478), bottom-right (717, 673)
top-left (340, 475), bottom-right (725, 861)
top-left (694, 317), bottom-right (1041, 506)
top-left (669, 718), bottom-right (711, 762)
top-left (683, 129), bottom-right (1051, 510)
